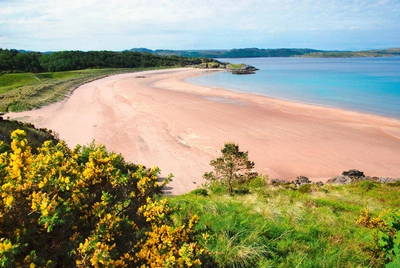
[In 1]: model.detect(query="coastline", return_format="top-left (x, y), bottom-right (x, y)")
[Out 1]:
top-left (7, 68), bottom-right (400, 195)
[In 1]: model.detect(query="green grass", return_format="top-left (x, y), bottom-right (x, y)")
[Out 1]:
top-left (0, 67), bottom-right (170, 112)
top-left (169, 180), bottom-right (399, 267)
top-left (0, 73), bottom-right (40, 93)
top-left (227, 63), bottom-right (247, 69)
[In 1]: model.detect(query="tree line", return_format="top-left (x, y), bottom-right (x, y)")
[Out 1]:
top-left (0, 49), bottom-right (210, 73)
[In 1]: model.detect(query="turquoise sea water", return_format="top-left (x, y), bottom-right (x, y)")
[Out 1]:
top-left (186, 57), bottom-right (400, 119)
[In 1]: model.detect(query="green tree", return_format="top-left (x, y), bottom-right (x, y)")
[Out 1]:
top-left (203, 143), bottom-right (256, 194)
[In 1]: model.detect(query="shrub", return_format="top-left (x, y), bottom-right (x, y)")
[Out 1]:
top-left (0, 130), bottom-right (210, 267)
top-left (356, 208), bottom-right (400, 267)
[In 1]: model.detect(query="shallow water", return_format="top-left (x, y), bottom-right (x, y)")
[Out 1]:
top-left (187, 57), bottom-right (400, 118)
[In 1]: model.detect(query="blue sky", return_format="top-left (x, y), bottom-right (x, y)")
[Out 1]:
top-left (0, 0), bottom-right (399, 51)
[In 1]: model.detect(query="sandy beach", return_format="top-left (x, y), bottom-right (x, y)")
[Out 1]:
top-left (7, 68), bottom-right (400, 194)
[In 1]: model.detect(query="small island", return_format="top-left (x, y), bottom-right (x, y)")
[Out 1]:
top-left (226, 63), bottom-right (259, 75)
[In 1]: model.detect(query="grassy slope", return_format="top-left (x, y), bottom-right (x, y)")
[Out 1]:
top-left (0, 67), bottom-right (168, 112)
top-left (169, 179), bottom-right (400, 267)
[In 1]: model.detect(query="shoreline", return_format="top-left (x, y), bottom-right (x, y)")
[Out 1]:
top-left (7, 68), bottom-right (400, 195)
top-left (186, 71), bottom-right (400, 121)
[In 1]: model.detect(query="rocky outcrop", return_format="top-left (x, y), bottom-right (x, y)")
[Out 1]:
top-left (326, 169), bottom-right (398, 184)
top-left (226, 64), bottom-right (259, 75)
top-left (269, 169), bottom-right (398, 188)
top-left (270, 175), bottom-right (324, 188)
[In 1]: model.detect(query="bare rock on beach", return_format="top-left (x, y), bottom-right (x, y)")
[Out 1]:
top-left (326, 169), bottom-right (365, 184)
top-left (342, 169), bottom-right (364, 178)
top-left (326, 169), bottom-right (398, 185)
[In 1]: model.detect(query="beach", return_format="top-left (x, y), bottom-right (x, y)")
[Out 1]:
top-left (7, 68), bottom-right (400, 195)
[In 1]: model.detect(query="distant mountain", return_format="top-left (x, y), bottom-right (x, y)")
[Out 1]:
top-left (128, 47), bottom-right (400, 58)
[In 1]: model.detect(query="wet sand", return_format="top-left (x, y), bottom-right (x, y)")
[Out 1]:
top-left (7, 68), bottom-right (400, 194)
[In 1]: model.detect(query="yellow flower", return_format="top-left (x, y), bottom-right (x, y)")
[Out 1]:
top-left (5, 195), bottom-right (14, 207)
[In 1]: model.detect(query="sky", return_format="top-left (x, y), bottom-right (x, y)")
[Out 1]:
top-left (0, 0), bottom-right (399, 51)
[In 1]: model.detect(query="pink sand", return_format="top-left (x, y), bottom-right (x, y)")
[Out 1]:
top-left (7, 68), bottom-right (400, 194)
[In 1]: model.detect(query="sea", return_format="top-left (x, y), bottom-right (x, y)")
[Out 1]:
top-left (186, 57), bottom-right (400, 119)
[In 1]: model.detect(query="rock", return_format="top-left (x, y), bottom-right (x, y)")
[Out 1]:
top-left (342, 169), bottom-right (364, 178)
top-left (293, 175), bottom-right (311, 188)
top-left (371, 177), bottom-right (398, 183)
top-left (326, 175), bottom-right (353, 184)
top-left (327, 169), bottom-right (367, 184)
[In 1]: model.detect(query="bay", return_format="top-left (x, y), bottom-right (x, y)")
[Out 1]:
top-left (186, 57), bottom-right (400, 118)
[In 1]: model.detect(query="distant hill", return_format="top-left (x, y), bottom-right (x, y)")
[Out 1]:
top-left (128, 47), bottom-right (321, 58)
top-left (128, 47), bottom-right (400, 58)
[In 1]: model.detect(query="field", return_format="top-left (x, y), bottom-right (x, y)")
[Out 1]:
top-left (0, 68), bottom-right (167, 112)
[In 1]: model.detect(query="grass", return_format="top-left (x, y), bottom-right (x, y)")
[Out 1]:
top-left (227, 63), bottom-right (247, 69)
top-left (169, 179), bottom-right (399, 267)
top-left (0, 67), bottom-right (170, 112)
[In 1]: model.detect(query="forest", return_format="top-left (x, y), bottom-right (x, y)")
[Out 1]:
top-left (0, 49), bottom-right (215, 73)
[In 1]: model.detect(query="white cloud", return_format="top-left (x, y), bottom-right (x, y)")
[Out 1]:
top-left (0, 0), bottom-right (399, 50)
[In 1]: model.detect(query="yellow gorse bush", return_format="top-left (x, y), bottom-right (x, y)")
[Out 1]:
top-left (0, 130), bottom-right (208, 267)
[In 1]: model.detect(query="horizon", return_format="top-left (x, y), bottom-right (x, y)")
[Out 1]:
top-left (1, 0), bottom-right (399, 52)
top-left (6, 46), bottom-right (400, 54)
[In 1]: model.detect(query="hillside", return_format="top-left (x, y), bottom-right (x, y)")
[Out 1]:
top-left (129, 47), bottom-right (400, 58)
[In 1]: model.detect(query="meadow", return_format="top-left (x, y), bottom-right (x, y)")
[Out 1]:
top-left (170, 178), bottom-right (400, 267)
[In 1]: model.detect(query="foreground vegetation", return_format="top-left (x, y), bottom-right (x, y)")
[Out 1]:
top-left (1, 129), bottom-right (399, 267)
top-left (0, 130), bottom-right (210, 267)
top-left (172, 179), bottom-right (400, 267)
